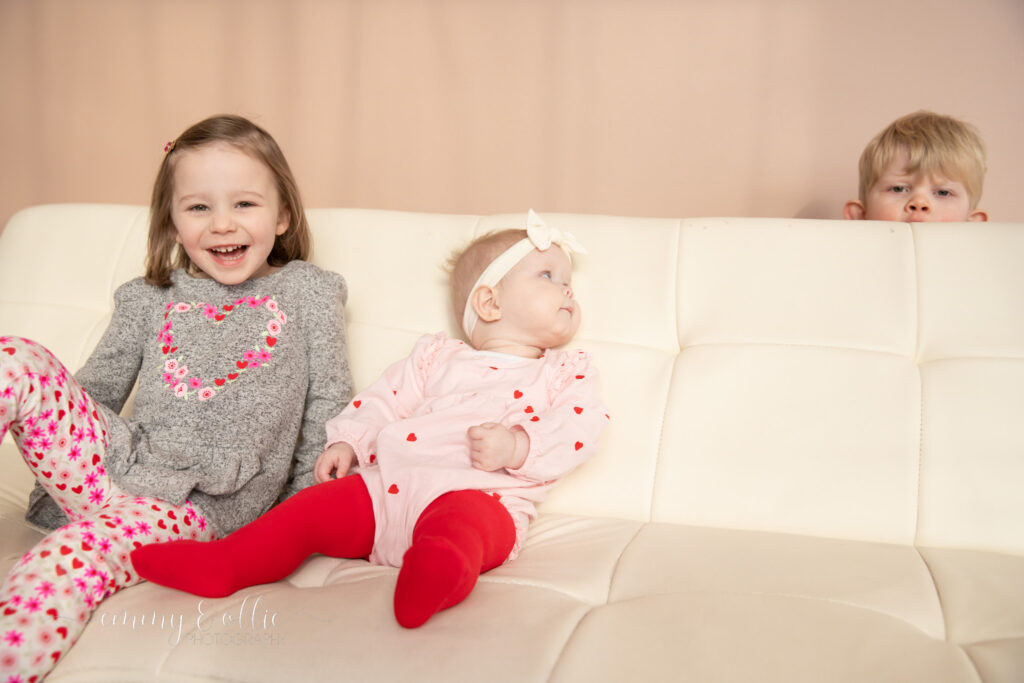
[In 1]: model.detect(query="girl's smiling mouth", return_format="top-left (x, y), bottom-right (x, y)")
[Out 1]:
top-left (208, 245), bottom-right (249, 261)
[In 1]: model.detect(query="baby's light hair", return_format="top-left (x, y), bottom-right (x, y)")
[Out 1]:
top-left (145, 114), bottom-right (311, 286)
top-left (446, 229), bottom-right (528, 335)
top-left (857, 111), bottom-right (987, 209)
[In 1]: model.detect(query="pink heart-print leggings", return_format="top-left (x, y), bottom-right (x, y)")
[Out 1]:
top-left (0, 337), bottom-right (214, 681)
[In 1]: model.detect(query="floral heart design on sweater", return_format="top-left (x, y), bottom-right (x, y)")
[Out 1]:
top-left (158, 296), bottom-right (287, 400)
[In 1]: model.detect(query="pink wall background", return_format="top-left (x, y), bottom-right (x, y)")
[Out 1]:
top-left (2, 0), bottom-right (1022, 231)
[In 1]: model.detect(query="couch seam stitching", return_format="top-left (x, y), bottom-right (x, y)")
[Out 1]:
top-left (647, 220), bottom-right (683, 522)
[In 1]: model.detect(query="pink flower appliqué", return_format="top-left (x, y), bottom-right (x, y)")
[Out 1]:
top-left (158, 296), bottom-right (285, 400)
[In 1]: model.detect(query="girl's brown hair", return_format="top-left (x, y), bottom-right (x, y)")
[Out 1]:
top-left (145, 115), bottom-right (311, 286)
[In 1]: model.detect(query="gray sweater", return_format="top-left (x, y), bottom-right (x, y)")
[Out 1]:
top-left (27, 260), bottom-right (352, 537)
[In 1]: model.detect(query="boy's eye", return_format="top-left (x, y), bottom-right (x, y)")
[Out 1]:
top-left (540, 271), bottom-right (552, 279)
top-left (935, 189), bottom-right (951, 197)
top-left (888, 185), bottom-right (908, 194)
top-left (236, 201), bottom-right (256, 208)
top-left (187, 204), bottom-right (209, 212)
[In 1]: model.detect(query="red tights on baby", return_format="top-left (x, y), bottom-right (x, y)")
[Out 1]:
top-left (130, 475), bottom-right (515, 628)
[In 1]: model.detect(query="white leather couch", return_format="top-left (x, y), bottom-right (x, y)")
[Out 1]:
top-left (2, 205), bottom-right (1022, 682)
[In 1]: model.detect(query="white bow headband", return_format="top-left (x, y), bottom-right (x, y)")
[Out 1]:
top-left (461, 209), bottom-right (587, 340)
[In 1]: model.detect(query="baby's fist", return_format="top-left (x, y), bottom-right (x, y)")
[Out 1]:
top-left (467, 422), bottom-right (528, 471)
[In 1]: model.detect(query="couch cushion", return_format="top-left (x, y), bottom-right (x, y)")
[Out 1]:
top-left (35, 516), bottom-right (1022, 682)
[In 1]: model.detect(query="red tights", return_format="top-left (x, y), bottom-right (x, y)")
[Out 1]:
top-left (130, 475), bottom-right (515, 628)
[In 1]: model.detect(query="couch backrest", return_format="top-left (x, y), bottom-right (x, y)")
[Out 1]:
top-left (2, 205), bottom-right (1022, 555)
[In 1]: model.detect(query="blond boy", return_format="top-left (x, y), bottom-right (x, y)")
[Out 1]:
top-left (844, 111), bottom-right (988, 222)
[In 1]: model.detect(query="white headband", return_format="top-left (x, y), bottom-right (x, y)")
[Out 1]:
top-left (461, 209), bottom-right (587, 340)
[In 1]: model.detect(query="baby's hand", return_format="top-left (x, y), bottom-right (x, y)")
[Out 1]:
top-left (467, 423), bottom-right (529, 472)
top-left (314, 442), bottom-right (356, 483)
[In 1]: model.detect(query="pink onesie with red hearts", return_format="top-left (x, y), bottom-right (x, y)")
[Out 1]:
top-left (327, 332), bottom-right (608, 567)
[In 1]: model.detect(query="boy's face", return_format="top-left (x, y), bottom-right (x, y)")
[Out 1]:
top-left (844, 149), bottom-right (987, 223)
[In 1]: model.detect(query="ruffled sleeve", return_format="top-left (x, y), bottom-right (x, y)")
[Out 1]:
top-left (324, 333), bottom-right (448, 467)
top-left (506, 349), bottom-right (609, 484)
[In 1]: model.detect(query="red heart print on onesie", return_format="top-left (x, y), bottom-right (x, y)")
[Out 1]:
top-left (406, 433), bottom-right (417, 442)
top-left (574, 406), bottom-right (583, 414)
top-left (575, 442), bottom-right (583, 451)
top-left (513, 390), bottom-right (523, 399)
top-left (353, 400), bottom-right (361, 408)
top-left (388, 484), bottom-right (399, 494)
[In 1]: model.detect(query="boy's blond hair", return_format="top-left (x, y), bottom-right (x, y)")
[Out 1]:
top-left (447, 229), bottom-right (527, 330)
top-left (857, 111), bottom-right (986, 209)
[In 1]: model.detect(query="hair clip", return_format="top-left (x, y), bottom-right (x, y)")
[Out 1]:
top-left (164, 140), bottom-right (176, 153)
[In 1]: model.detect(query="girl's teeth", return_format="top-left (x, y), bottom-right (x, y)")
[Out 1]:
top-left (210, 246), bottom-right (247, 260)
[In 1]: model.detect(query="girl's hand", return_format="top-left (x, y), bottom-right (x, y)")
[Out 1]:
top-left (467, 423), bottom-right (529, 472)
top-left (314, 442), bottom-right (356, 483)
